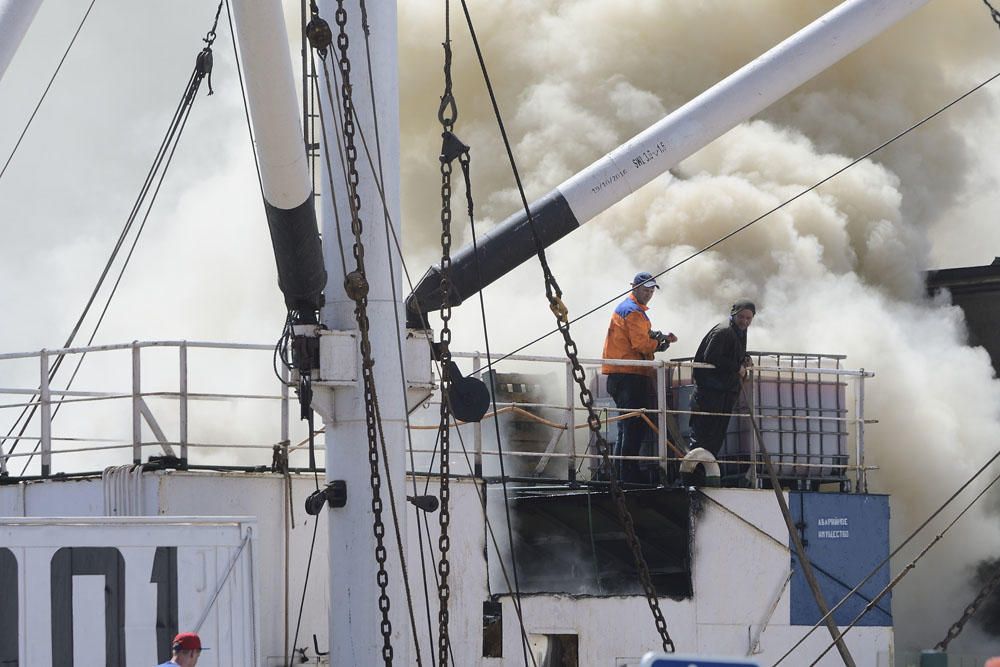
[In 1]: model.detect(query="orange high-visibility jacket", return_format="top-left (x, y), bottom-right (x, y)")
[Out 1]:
top-left (601, 294), bottom-right (658, 376)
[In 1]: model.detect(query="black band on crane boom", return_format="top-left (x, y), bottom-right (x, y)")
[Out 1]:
top-left (405, 188), bottom-right (578, 326)
top-left (264, 198), bottom-right (326, 320)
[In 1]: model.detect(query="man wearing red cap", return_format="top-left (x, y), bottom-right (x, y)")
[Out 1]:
top-left (158, 632), bottom-right (203, 666)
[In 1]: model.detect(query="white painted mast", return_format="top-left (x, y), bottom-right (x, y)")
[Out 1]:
top-left (313, 0), bottom-right (409, 664)
top-left (0, 0), bottom-right (43, 83)
top-left (230, 0), bottom-right (407, 662)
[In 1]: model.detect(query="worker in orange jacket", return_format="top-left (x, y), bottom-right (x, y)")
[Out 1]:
top-left (601, 272), bottom-right (676, 483)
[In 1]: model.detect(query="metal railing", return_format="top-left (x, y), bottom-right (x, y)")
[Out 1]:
top-left (0, 340), bottom-right (296, 477)
top-left (443, 350), bottom-right (876, 491)
top-left (0, 341), bottom-right (876, 491)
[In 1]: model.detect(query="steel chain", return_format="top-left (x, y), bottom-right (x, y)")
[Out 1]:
top-left (933, 10), bottom-right (1000, 652)
top-left (331, 2), bottom-right (393, 663)
top-left (436, 159), bottom-right (454, 666)
top-left (935, 562), bottom-right (1000, 650)
top-left (548, 284), bottom-right (675, 652)
top-left (444, 0), bottom-right (675, 645)
top-left (435, 24), bottom-right (458, 667)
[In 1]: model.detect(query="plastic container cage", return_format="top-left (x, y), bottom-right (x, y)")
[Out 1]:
top-left (591, 353), bottom-right (849, 484)
top-left (667, 352), bottom-right (848, 481)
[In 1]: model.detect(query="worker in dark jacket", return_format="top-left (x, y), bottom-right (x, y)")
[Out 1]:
top-left (690, 300), bottom-right (756, 456)
top-left (602, 272), bottom-right (677, 483)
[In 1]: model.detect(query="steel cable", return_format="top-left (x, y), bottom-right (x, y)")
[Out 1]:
top-left (807, 467), bottom-right (1000, 665)
top-left (481, 68), bottom-right (1000, 371)
top-left (457, 0), bottom-right (676, 652)
top-left (0, 0), bottom-right (98, 183)
top-left (6, 2), bottom-right (224, 474)
top-left (772, 445), bottom-right (1000, 665)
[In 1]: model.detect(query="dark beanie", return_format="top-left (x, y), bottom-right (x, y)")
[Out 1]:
top-left (731, 300), bottom-right (756, 315)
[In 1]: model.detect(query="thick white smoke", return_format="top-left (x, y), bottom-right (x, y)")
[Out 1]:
top-left (3, 0), bottom-right (1000, 656)
top-left (398, 0), bottom-right (1000, 654)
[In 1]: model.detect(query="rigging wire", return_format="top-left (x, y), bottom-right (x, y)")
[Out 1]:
top-left (289, 427), bottom-right (324, 665)
top-left (352, 4), bottom-right (428, 660)
top-left (350, 1), bottom-right (444, 659)
top-left (312, 35), bottom-right (433, 654)
top-left (3, 65), bottom-right (195, 465)
top-left (222, 0), bottom-right (334, 660)
top-left (18, 83), bottom-right (205, 477)
top-left (5, 3), bottom-right (224, 475)
top-left (457, 67), bottom-right (538, 667)
top-left (772, 445), bottom-right (1000, 665)
top-left (305, 6), bottom-right (426, 663)
top-left (329, 45), bottom-right (538, 665)
top-left (479, 67), bottom-right (1000, 371)
top-left (223, 2), bottom-right (322, 660)
top-left (0, 0), bottom-right (98, 183)
top-left (224, 0), bottom-right (264, 198)
top-left (456, 0), bottom-right (676, 653)
top-left (807, 467), bottom-right (1000, 666)
top-left (289, 514), bottom-right (321, 665)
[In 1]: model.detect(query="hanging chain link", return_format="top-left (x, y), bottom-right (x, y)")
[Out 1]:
top-left (327, 2), bottom-right (394, 662)
top-left (439, 0), bottom-right (673, 650)
top-left (436, 159), bottom-right (454, 666)
top-left (548, 277), bottom-right (675, 652)
top-left (435, 6), bottom-right (459, 662)
top-left (983, 0), bottom-right (1000, 29)
top-left (935, 561), bottom-right (1000, 651)
top-left (932, 13), bottom-right (1000, 654)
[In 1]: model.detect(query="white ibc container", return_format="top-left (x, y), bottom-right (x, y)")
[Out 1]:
top-left (669, 353), bottom-right (849, 483)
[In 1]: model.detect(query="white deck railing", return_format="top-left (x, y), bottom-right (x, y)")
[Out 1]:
top-left (0, 340), bottom-right (876, 490)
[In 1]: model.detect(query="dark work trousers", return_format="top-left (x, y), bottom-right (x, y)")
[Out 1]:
top-left (689, 388), bottom-right (737, 457)
top-left (606, 373), bottom-right (655, 483)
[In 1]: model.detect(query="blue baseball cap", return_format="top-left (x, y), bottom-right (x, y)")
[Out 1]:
top-left (632, 272), bottom-right (660, 289)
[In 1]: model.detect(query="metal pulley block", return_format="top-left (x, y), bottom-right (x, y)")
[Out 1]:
top-left (305, 15), bottom-right (332, 55)
top-left (443, 361), bottom-right (490, 423)
top-left (343, 270), bottom-right (369, 302)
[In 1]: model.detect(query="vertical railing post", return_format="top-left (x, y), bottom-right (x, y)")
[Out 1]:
top-left (179, 342), bottom-right (189, 461)
top-left (281, 362), bottom-right (290, 456)
top-left (40, 350), bottom-right (51, 477)
top-left (132, 342), bottom-right (141, 465)
top-left (855, 371), bottom-right (866, 493)
top-left (473, 353), bottom-right (483, 478)
top-left (566, 360), bottom-right (577, 483)
top-left (747, 367), bottom-right (759, 488)
top-left (656, 362), bottom-right (667, 479)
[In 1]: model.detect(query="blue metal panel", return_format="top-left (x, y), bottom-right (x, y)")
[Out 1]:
top-left (789, 492), bottom-right (892, 626)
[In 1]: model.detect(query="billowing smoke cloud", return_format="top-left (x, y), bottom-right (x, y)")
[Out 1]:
top-left (398, 0), bottom-right (1000, 655)
top-left (3, 0), bottom-right (1000, 656)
